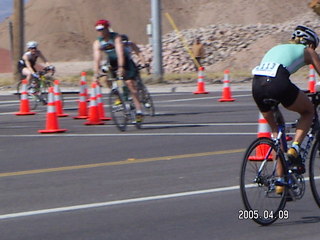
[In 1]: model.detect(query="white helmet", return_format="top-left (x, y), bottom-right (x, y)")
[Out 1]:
top-left (292, 25), bottom-right (319, 48)
top-left (26, 41), bottom-right (38, 49)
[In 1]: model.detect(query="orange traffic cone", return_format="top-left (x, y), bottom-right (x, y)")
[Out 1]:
top-left (15, 79), bottom-right (36, 115)
top-left (81, 71), bottom-right (90, 102)
top-left (38, 87), bottom-right (67, 133)
top-left (84, 82), bottom-right (104, 125)
top-left (96, 84), bottom-right (112, 121)
top-left (73, 72), bottom-right (88, 119)
top-left (193, 66), bottom-right (208, 94)
top-left (249, 112), bottom-right (272, 161)
top-left (218, 69), bottom-right (235, 102)
top-left (54, 80), bottom-right (69, 117)
top-left (309, 65), bottom-right (316, 93)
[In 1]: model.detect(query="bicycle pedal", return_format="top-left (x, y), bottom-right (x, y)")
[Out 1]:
top-left (275, 179), bottom-right (287, 186)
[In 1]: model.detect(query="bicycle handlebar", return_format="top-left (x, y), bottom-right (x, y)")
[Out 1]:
top-left (97, 73), bottom-right (123, 81)
top-left (37, 65), bottom-right (55, 77)
top-left (136, 64), bottom-right (151, 74)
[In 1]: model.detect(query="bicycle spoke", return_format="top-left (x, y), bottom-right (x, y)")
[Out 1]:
top-left (309, 139), bottom-right (320, 207)
top-left (109, 90), bottom-right (128, 132)
top-left (139, 87), bottom-right (155, 116)
top-left (240, 137), bottom-right (287, 225)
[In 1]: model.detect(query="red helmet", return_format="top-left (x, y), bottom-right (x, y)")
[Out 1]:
top-left (95, 19), bottom-right (110, 30)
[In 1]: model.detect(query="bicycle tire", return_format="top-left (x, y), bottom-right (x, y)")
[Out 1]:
top-left (136, 76), bottom-right (155, 117)
top-left (16, 81), bottom-right (39, 110)
top-left (240, 137), bottom-right (287, 226)
top-left (109, 89), bottom-right (128, 132)
top-left (38, 78), bottom-right (54, 105)
top-left (138, 84), bottom-right (155, 117)
top-left (309, 138), bottom-right (320, 207)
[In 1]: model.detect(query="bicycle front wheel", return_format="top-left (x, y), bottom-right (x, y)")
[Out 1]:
top-left (309, 138), bottom-right (320, 207)
top-left (38, 79), bottom-right (53, 105)
top-left (109, 90), bottom-right (128, 132)
top-left (240, 137), bottom-right (287, 226)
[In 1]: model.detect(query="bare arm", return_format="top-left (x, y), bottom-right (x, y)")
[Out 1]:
top-left (114, 35), bottom-right (125, 76)
top-left (38, 50), bottom-right (49, 66)
top-left (304, 47), bottom-right (320, 75)
top-left (131, 42), bottom-right (146, 65)
top-left (93, 40), bottom-right (102, 81)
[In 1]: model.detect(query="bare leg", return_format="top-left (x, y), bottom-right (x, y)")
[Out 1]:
top-left (286, 90), bottom-right (314, 144)
top-left (22, 68), bottom-right (32, 83)
top-left (261, 111), bottom-right (283, 177)
top-left (261, 111), bottom-right (278, 139)
top-left (125, 79), bottom-right (142, 112)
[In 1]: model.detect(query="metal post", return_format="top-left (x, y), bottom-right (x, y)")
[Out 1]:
top-left (151, 0), bottom-right (163, 82)
top-left (9, 21), bottom-right (13, 60)
top-left (12, 0), bottom-right (24, 81)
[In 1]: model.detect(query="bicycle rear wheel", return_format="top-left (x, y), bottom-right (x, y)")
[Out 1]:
top-left (16, 81), bottom-right (40, 110)
top-left (109, 89), bottom-right (128, 132)
top-left (309, 138), bottom-right (320, 207)
top-left (138, 85), bottom-right (155, 116)
top-left (240, 137), bottom-right (287, 225)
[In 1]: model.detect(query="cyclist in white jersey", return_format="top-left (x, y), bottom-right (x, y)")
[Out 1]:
top-left (18, 41), bottom-right (51, 83)
top-left (252, 25), bottom-right (320, 176)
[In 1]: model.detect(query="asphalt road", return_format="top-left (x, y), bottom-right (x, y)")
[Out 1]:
top-left (0, 89), bottom-right (320, 240)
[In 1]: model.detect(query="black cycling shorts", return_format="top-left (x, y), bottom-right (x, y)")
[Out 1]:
top-left (252, 65), bottom-right (299, 112)
top-left (110, 57), bottom-right (138, 81)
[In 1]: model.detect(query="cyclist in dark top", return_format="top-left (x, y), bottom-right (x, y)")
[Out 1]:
top-left (121, 34), bottom-right (148, 70)
top-left (18, 41), bottom-right (51, 83)
top-left (92, 19), bottom-right (143, 121)
top-left (252, 25), bottom-right (320, 177)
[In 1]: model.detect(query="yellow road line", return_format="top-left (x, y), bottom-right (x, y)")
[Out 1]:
top-left (0, 149), bottom-right (245, 178)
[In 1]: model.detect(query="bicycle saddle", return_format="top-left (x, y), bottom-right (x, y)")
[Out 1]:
top-left (263, 98), bottom-right (279, 106)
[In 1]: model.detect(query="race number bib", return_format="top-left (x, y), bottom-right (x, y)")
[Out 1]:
top-left (252, 63), bottom-right (281, 77)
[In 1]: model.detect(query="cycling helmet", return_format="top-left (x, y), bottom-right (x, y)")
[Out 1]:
top-left (95, 19), bottom-right (110, 31)
top-left (121, 34), bottom-right (129, 42)
top-left (292, 25), bottom-right (319, 48)
top-left (26, 41), bottom-right (38, 49)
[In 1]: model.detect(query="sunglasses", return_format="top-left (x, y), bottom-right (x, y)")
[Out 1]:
top-left (95, 25), bottom-right (105, 31)
top-left (29, 47), bottom-right (37, 50)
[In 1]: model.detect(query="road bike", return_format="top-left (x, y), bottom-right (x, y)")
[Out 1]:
top-left (240, 91), bottom-right (320, 225)
top-left (98, 64), bottom-right (146, 131)
top-left (17, 66), bottom-right (55, 109)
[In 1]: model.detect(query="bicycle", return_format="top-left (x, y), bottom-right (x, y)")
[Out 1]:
top-left (240, 91), bottom-right (320, 226)
top-left (98, 65), bottom-right (144, 131)
top-left (136, 64), bottom-right (155, 117)
top-left (17, 66), bottom-right (56, 109)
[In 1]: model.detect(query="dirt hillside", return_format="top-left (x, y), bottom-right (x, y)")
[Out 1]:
top-left (0, 0), bottom-right (311, 61)
top-left (0, 0), bottom-right (317, 77)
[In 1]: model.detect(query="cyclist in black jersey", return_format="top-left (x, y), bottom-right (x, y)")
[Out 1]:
top-left (121, 34), bottom-right (149, 71)
top-left (92, 19), bottom-right (143, 121)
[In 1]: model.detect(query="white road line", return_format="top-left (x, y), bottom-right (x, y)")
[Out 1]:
top-left (0, 185), bottom-right (240, 220)
top-left (1, 176), bottom-right (318, 220)
top-left (157, 94), bottom-right (251, 103)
